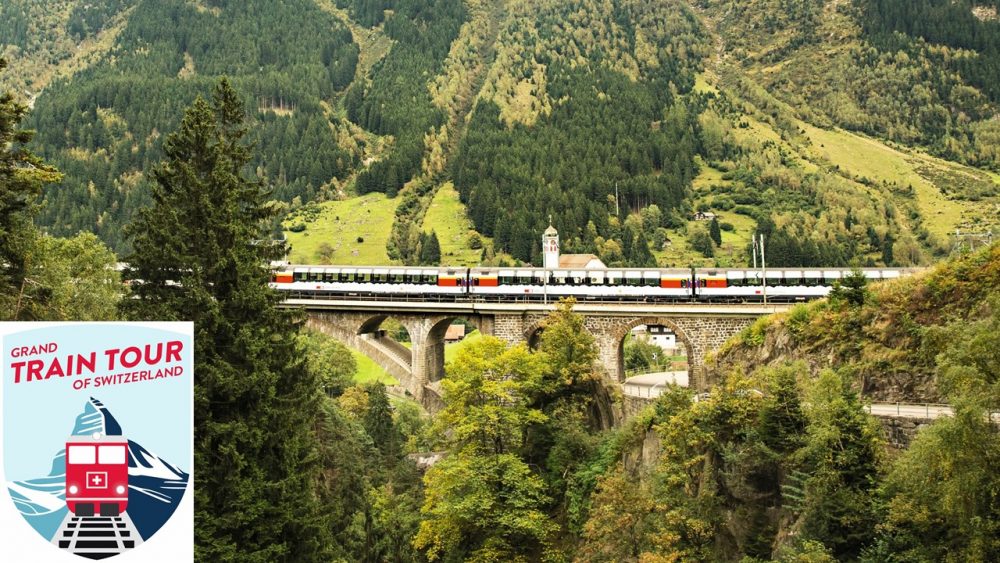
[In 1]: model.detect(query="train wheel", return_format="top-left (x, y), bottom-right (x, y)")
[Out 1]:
top-left (75, 503), bottom-right (95, 517)
top-left (100, 503), bottom-right (121, 517)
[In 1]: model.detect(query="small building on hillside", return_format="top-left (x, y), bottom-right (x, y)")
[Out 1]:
top-left (444, 324), bottom-right (467, 343)
top-left (631, 325), bottom-right (680, 354)
top-left (694, 211), bottom-right (717, 221)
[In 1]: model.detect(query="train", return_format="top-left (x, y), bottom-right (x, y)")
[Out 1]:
top-left (270, 265), bottom-right (917, 303)
top-left (65, 435), bottom-right (129, 517)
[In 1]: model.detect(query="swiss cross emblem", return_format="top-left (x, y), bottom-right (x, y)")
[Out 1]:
top-left (86, 471), bottom-right (108, 489)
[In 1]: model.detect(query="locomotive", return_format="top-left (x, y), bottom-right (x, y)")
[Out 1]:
top-left (65, 434), bottom-right (129, 517)
top-left (271, 265), bottom-right (915, 303)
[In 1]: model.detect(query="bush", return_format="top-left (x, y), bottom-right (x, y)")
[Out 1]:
top-left (713, 196), bottom-right (735, 210)
top-left (289, 223), bottom-right (306, 233)
top-left (720, 222), bottom-right (735, 231)
top-left (356, 236), bottom-right (364, 243)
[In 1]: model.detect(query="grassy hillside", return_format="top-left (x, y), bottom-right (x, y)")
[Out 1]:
top-left (283, 193), bottom-right (397, 265)
top-left (421, 182), bottom-right (485, 266)
top-left (713, 243), bottom-right (1000, 402)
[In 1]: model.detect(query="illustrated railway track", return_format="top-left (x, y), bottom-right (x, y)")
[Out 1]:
top-left (52, 512), bottom-right (142, 560)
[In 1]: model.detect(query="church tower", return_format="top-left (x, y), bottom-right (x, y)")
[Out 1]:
top-left (542, 218), bottom-right (559, 269)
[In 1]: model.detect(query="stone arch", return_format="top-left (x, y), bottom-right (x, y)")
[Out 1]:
top-left (357, 314), bottom-right (388, 335)
top-left (607, 317), bottom-right (695, 385)
top-left (523, 319), bottom-right (547, 350)
top-left (423, 316), bottom-right (462, 383)
top-left (306, 313), bottom-right (415, 397)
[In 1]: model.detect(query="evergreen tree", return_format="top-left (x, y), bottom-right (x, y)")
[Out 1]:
top-left (830, 269), bottom-right (869, 307)
top-left (709, 217), bottom-right (723, 247)
top-left (0, 58), bottom-right (61, 319)
top-left (882, 234), bottom-right (895, 266)
top-left (121, 79), bottom-right (331, 561)
top-left (633, 230), bottom-right (656, 267)
top-left (363, 383), bottom-right (402, 462)
top-left (419, 230), bottom-right (442, 265)
top-left (760, 365), bottom-right (807, 455)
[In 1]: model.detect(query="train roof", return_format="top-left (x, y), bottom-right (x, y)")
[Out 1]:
top-left (66, 435), bottom-right (129, 444)
top-left (280, 264), bottom-right (924, 275)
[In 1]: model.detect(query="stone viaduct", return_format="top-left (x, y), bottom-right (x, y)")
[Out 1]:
top-left (292, 298), bottom-right (791, 411)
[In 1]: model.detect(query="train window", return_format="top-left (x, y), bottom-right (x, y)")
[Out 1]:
top-left (390, 273), bottom-right (404, 283)
top-left (68, 445), bottom-right (96, 464)
top-left (499, 275), bottom-right (514, 285)
top-left (425, 274), bottom-right (438, 284)
top-left (373, 273), bottom-right (387, 283)
top-left (293, 270), bottom-right (308, 282)
top-left (98, 445), bottom-right (127, 465)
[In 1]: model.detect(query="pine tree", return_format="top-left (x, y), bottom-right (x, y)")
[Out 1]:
top-left (0, 58), bottom-right (61, 319)
top-left (419, 230), bottom-right (441, 265)
top-left (633, 230), bottom-right (656, 267)
top-left (121, 79), bottom-right (331, 561)
top-left (709, 217), bottom-right (723, 247)
top-left (882, 234), bottom-right (895, 266)
top-left (363, 383), bottom-right (402, 462)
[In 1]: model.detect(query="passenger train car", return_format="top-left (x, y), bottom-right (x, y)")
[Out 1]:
top-left (271, 265), bottom-right (914, 303)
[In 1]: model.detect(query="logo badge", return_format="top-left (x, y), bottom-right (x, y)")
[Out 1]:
top-left (1, 323), bottom-right (194, 560)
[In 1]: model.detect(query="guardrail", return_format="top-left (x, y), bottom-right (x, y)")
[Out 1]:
top-left (624, 364), bottom-right (687, 379)
top-left (622, 382), bottom-right (669, 399)
top-left (863, 402), bottom-right (951, 418)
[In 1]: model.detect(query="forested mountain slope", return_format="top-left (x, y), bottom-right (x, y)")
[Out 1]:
top-left (3, 0), bottom-right (998, 263)
top-left (8, 0), bottom-right (364, 250)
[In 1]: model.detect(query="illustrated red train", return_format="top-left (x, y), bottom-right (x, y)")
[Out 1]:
top-left (66, 435), bottom-right (129, 517)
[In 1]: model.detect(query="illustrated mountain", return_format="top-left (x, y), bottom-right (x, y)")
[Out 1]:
top-left (6, 397), bottom-right (189, 541)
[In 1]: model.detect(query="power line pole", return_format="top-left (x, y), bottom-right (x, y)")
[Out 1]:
top-left (759, 234), bottom-right (767, 306)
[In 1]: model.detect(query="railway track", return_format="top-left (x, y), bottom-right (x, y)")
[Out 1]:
top-left (51, 512), bottom-right (142, 560)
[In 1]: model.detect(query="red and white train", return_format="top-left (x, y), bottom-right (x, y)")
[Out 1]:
top-left (271, 265), bottom-right (917, 303)
top-left (66, 435), bottom-right (129, 517)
